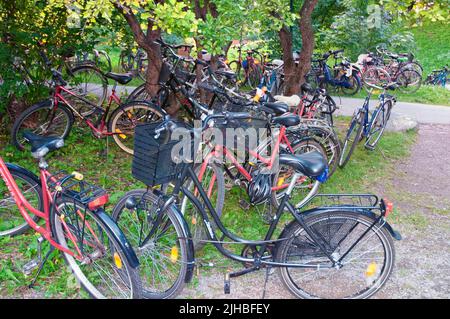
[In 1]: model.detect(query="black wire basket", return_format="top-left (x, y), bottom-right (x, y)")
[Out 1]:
top-left (132, 121), bottom-right (189, 186)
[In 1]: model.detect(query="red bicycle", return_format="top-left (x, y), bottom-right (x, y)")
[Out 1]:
top-left (11, 49), bottom-right (163, 155)
top-left (0, 132), bottom-right (142, 298)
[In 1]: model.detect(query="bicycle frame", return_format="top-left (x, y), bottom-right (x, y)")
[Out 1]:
top-left (0, 156), bottom-right (84, 260)
top-left (198, 124), bottom-right (308, 193)
top-left (53, 83), bottom-right (122, 137)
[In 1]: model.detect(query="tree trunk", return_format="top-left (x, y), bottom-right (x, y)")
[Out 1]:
top-left (282, 0), bottom-right (319, 95)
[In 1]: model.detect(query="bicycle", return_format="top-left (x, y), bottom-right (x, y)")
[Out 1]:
top-left (308, 50), bottom-right (362, 95)
top-left (0, 133), bottom-right (142, 298)
top-left (112, 113), bottom-right (401, 299)
top-left (11, 48), bottom-right (162, 155)
top-left (228, 46), bottom-right (266, 88)
top-left (119, 46), bottom-right (148, 81)
top-left (338, 83), bottom-right (398, 168)
top-left (424, 66), bottom-right (449, 87)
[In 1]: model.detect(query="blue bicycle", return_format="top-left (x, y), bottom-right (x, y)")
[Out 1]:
top-left (338, 83), bottom-right (398, 168)
top-left (425, 66), bottom-right (449, 87)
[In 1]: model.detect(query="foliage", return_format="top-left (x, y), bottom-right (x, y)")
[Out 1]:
top-left (0, 0), bottom-right (98, 119)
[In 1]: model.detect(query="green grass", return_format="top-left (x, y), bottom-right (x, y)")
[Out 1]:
top-left (341, 85), bottom-right (450, 106)
top-left (0, 118), bottom-right (417, 297)
top-left (410, 22), bottom-right (450, 77)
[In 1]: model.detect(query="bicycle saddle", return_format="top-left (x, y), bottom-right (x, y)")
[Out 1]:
top-left (105, 72), bottom-right (133, 85)
top-left (272, 114), bottom-right (300, 127)
top-left (273, 95), bottom-right (301, 107)
top-left (279, 152), bottom-right (327, 178)
top-left (22, 131), bottom-right (64, 159)
top-left (263, 102), bottom-right (289, 115)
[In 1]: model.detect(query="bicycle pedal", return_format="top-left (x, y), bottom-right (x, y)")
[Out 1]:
top-left (224, 273), bottom-right (231, 294)
top-left (23, 259), bottom-right (39, 276)
top-left (239, 199), bottom-right (250, 210)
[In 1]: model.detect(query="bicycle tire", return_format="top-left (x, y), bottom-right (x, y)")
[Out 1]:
top-left (108, 101), bottom-right (165, 155)
top-left (276, 211), bottom-right (395, 299)
top-left (65, 65), bottom-right (108, 116)
top-left (51, 198), bottom-right (142, 299)
top-left (365, 100), bottom-right (393, 150)
top-left (338, 110), bottom-right (365, 168)
top-left (11, 100), bottom-right (74, 151)
top-left (112, 189), bottom-right (190, 299)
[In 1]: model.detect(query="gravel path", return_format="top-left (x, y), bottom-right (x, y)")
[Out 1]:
top-left (181, 124), bottom-right (450, 299)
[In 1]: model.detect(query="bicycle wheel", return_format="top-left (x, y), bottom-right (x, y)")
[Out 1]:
top-left (108, 101), bottom-right (165, 155)
top-left (0, 168), bottom-right (42, 236)
top-left (396, 69), bottom-right (422, 94)
top-left (65, 65), bottom-right (108, 116)
top-left (112, 189), bottom-right (190, 299)
top-left (276, 211), bottom-right (395, 299)
top-left (338, 110), bottom-right (365, 168)
top-left (362, 67), bottom-right (391, 92)
top-left (126, 83), bottom-right (149, 103)
top-left (341, 73), bottom-right (361, 95)
top-left (51, 198), bottom-right (142, 299)
top-left (365, 100), bottom-right (393, 150)
top-left (137, 54), bottom-right (148, 81)
top-left (180, 163), bottom-right (225, 251)
top-left (11, 100), bottom-right (74, 151)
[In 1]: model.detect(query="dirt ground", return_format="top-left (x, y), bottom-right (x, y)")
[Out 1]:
top-left (181, 124), bottom-right (450, 299)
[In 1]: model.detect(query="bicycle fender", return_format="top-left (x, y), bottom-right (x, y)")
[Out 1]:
top-left (281, 207), bottom-right (401, 243)
top-left (6, 163), bottom-right (41, 186)
top-left (169, 204), bottom-right (196, 283)
top-left (94, 208), bottom-right (140, 268)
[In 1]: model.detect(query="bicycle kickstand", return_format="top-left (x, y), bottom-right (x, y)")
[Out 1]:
top-left (28, 246), bottom-right (55, 289)
top-left (261, 266), bottom-right (272, 299)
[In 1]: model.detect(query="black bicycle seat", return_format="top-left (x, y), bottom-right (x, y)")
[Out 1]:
top-left (272, 115), bottom-right (300, 127)
top-left (263, 102), bottom-right (288, 116)
top-left (279, 152), bottom-right (327, 178)
top-left (105, 72), bottom-right (133, 84)
top-left (22, 131), bottom-right (64, 158)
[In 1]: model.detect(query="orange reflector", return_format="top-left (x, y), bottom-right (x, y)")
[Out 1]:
top-left (114, 252), bottom-right (123, 269)
top-left (88, 194), bottom-right (109, 211)
top-left (277, 177), bottom-right (285, 187)
top-left (115, 129), bottom-right (127, 139)
top-left (384, 199), bottom-right (394, 217)
top-left (170, 246), bottom-right (179, 263)
top-left (365, 262), bottom-right (377, 277)
top-left (191, 216), bottom-right (197, 225)
top-left (72, 172), bottom-right (84, 181)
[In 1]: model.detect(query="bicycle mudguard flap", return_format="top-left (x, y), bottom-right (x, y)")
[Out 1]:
top-left (6, 163), bottom-right (41, 185)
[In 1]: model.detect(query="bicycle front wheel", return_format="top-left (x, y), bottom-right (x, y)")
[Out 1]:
top-left (276, 211), bottom-right (395, 299)
top-left (51, 199), bottom-right (142, 299)
top-left (112, 189), bottom-right (190, 299)
top-left (338, 110), bottom-right (364, 168)
top-left (365, 101), bottom-right (392, 150)
top-left (396, 69), bottom-right (422, 94)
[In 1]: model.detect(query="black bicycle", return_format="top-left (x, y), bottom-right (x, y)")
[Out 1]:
top-left (112, 112), bottom-right (401, 299)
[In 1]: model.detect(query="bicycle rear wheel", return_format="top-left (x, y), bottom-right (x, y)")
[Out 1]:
top-left (276, 211), bottom-right (395, 299)
top-left (108, 101), bottom-right (165, 155)
top-left (51, 199), bottom-right (142, 299)
top-left (396, 69), bottom-right (422, 94)
top-left (11, 100), bottom-right (74, 151)
top-left (338, 110), bottom-right (364, 168)
top-left (112, 189), bottom-right (190, 299)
